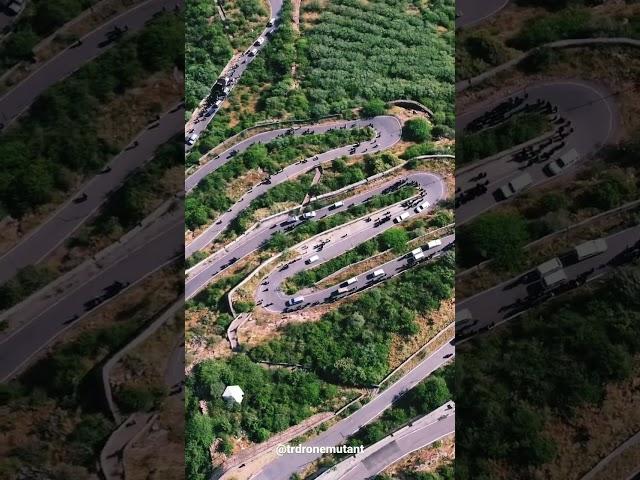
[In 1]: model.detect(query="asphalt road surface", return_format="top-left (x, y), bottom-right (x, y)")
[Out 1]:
top-left (0, 0), bottom-right (181, 128)
top-left (185, 0), bottom-right (283, 145)
top-left (254, 341), bottom-right (455, 480)
top-left (456, 0), bottom-right (508, 28)
top-left (0, 221), bottom-right (183, 382)
top-left (185, 116), bottom-right (403, 256)
top-left (458, 224), bottom-right (640, 339)
top-left (185, 171), bottom-right (444, 300)
top-left (257, 232), bottom-right (454, 313)
top-left (0, 105), bottom-right (184, 284)
top-left (456, 81), bottom-right (617, 225)
top-left (319, 403), bottom-right (455, 480)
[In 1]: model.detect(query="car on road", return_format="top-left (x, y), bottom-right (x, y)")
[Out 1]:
top-left (186, 133), bottom-right (199, 146)
top-left (331, 201), bottom-right (344, 209)
top-left (545, 148), bottom-right (578, 176)
top-left (498, 172), bottom-right (533, 199)
top-left (248, 47), bottom-right (258, 56)
top-left (267, 17), bottom-right (276, 26)
top-left (371, 269), bottom-right (385, 279)
top-left (426, 239), bottom-right (442, 249)
top-left (287, 296), bottom-right (304, 306)
top-left (344, 276), bottom-right (358, 286)
top-left (456, 308), bottom-right (476, 330)
top-left (336, 286), bottom-right (350, 295)
top-left (574, 238), bottom-right (607, 260)
top-left (302, 211), bottom-right (316, 219)
top-left (306, 255), bottom-right (320, 264)
top-left (542, 268), bottom-right (568, 289)
top-left (255, 36), bottom-right (266, 46)
top-left (214, 99), bottom-right (223, 108)
top-left (536, 257), bottom-right (562, 277)
top-left (414, 200), bottom-right (430, 213)
top-left (393, 212), bottom-right (410, 223)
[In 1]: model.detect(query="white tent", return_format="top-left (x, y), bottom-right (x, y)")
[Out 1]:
top-left (222, 385), bottom-right (244, 404)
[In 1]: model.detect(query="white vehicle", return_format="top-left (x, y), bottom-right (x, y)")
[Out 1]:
top-left (186, 133), bottom-right (199, 146)
top-left (414, 201), bottom-right (430, 213)
top-left (344, 276), bottom-right (358, 286)
top-left (499, 172), bottom-right (533, 198)
top-left (393, 212), bottom-right (410, 223)
top-left (222, 86), bottom-right (231, 95)
top-left (331, 201), bottom-right (344, 209)
top-left (372, 269), bottom-right (385, 278)
top-left (287, 296), bottom-right (304, 306)
top-left (426, 239), bottom-right (442, 249)
top-left (542, 268), bottom-right (567, 289)
top-left (267, 17), bottom-right (276, 26)
top-left (306, 255), bottom-right (320, 264)
top-left (214, 99), bottom-right (223, 108)
top-left (248, 47), bottom-right (258, 56)
top-left (303, 211), bottom-right (316, 219)
top-left (545, 149), bottom-right (578, 176)
top-left (337, 286), bottom-right (350, 294)
top-left (411, 248), bottom-right (424, 261)
top-left (536, 257), bottom-right (562, 277)
top-left (456, 308), bottom-right (474, 329)
top-left (574, 238), bottom-right (607, 260)
top-left (255, 36), bottom-right (266, 46)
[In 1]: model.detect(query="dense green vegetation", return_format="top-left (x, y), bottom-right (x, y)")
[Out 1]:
top-left (0, 12), bottom-right (184, 219)
top-left (456, 31), bottom-right (513, 81)
top-left (298, 0), bottom-right (455, 126)
top-left (284, 227), bottom-right (411, 293)
top-left (459, 113), bottom-right (549, 165)
top-left (0, 0), bottom-right (99, 73)
top-left (350, 366), bottom-right (453, 448)
top-left (457, 261), bottom-right (640, 478)
top-left (185, 128), bottom-right (372, 231)
top-left (402, 118), bottom-right (432, 142)
top-left (264, 185), bottom-right (418, 251)
top-left (250, 254), bottom-right (455, 386)
top-left (0, 265), bottom-right (56, 311)
top-left (185, 354), bottom-right (340, 480)
top-left (185, 0), bottom-right (233, 111)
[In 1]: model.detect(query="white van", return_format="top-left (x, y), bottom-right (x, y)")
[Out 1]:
top-left (303, 211), bottom-right (317, 219)
top-left (306, 255), bottom-right (320, 264)
top-left (248, 47), bottom-right (258, 56)
top-left (414, 201), bottom-right (430, 213)
top-left (267, 17), bottom-right (276, 26)
top-left (214, 99), bottom-right (223, 108)
top-left (393, 212), bottom-right (410, 223)
top-left (287, 296), bottom-right (304, 306)
top-left (426, 239), bottom-right (442, 249)
top-left (337, 286), bottom-right (350, 294)
top-left (499, 172), bottom-right (533, 198)
top-left (536, 257), bottom-right (562, 277)
top-left (332, 201), bottom-right (344, 209)
top-left (186, 133), bottom-right (199, 146)
top-left (574, 238), bottom-right (607, 260)
top-left (545, 149), bottom-right (578, 175)
top-left (255, 37), bottom-right (266, 46)
top-left (345, 276), bottom-right (358, 285)
top-left (372, 269), bottom-right (385, 278)
top-left (542, 269), bottom-right (567, 289)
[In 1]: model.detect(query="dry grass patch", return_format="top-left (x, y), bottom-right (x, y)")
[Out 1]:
top-left (382, 434), bottom-right (455, 478)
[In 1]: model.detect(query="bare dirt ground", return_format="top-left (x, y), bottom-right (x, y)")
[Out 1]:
top-left (381, 434), bottom-right (455, 478)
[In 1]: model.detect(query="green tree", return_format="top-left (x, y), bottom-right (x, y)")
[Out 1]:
top-left (402, 118), bottom-right (432, 142)
top-left (379, 228), bottom-right (409, 253)
top-left (361, 99), bottom-right (386, 118)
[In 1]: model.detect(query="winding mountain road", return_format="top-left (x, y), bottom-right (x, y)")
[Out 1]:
top-left (185, 116), bottom-right (402, 256)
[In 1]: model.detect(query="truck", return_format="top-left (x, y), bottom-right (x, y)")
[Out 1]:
top-left (545, 149), bottom-right (578, 176)
top-left (542, 268), bottom-right (567, 289)
top-left (498, 172), bottom-right (533, 199)
top-left (536, 257), bottom-right (562, 277)
top-left (574, 238), bottom-right (607, 260)
top-left (393, 211), bottom-right (410, 223)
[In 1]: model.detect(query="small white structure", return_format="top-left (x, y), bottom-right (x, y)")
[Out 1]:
top-left (222, 385), bottom-right (244, 405)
